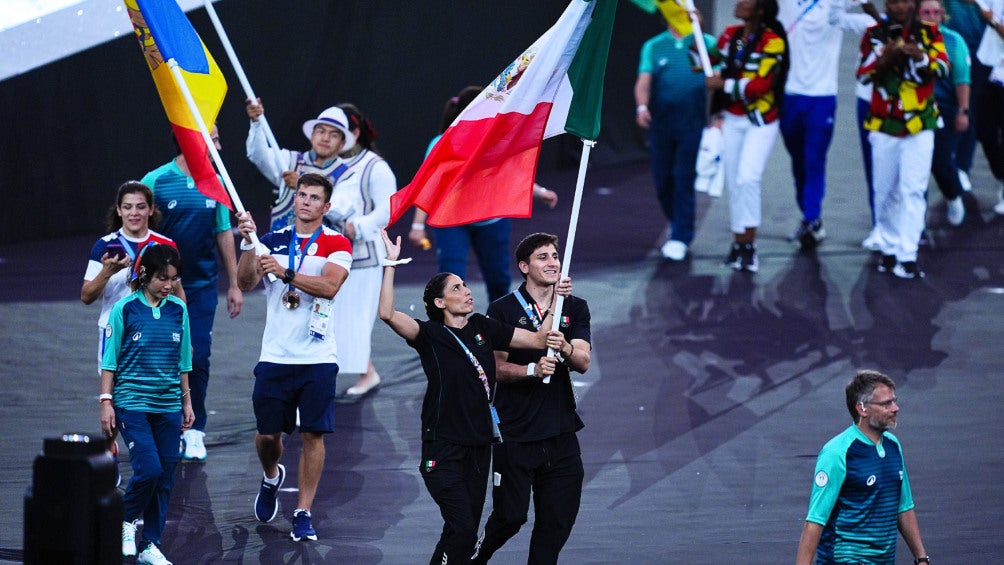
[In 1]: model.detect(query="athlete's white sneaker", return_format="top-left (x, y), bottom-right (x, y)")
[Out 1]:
top-left (137, 542), bottom-right (173, 565)
top-left (181, 429), bottom-right (207, 461)
top-left (122, 520), bottom-right (137, 557)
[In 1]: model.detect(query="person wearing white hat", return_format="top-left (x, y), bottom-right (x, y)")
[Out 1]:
top-left (325, 103), bottom-right (397, 398)
top-left (245, 100), bottom-right (356, 231)
top-left (246, 100), bottom-right (396, 399)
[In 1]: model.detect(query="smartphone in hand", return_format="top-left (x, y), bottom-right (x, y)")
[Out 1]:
top-left (105, 241), bottom-right (127, 260)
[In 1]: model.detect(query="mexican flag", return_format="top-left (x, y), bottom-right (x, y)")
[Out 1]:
top-left (388, 0), bottom-right (616, 228)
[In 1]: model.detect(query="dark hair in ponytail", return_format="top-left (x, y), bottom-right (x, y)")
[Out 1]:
top-left (422, 272), bottom-right (454, 322)
top-left (440, 86), bottom-right (482, 134)
top-left (717, 0), bottom-right (789, 112)
top-left (338, 103), bottom-right (379, 152)
top-left (761, 0), bottom-right (790, 109)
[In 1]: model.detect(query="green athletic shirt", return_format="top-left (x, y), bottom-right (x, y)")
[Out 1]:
top-left (806, 425), bottom-right (915, 564)
top-left (101, 291), bottom-right (193, 412)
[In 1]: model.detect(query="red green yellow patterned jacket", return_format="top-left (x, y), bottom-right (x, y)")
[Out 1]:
top-left (711, 24), bottom-right (787, 126)
top-left (857, 20), bottom-right (949, 136)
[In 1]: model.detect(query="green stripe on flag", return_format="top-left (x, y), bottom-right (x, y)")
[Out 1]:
top-left (564, 0), bottom-right (617, 141)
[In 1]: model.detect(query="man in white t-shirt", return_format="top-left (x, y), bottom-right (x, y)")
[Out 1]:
top-left (236, 172), bottom-right (353, 542)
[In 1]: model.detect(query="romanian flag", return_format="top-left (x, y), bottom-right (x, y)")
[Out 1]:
top-left (124, 0), bottom-right (231, 208)
top-left (388, 0), bottom-right (616, 228)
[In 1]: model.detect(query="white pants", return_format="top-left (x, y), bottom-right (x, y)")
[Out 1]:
top-left (722, 113), bottom-right (779, 233)
top-left (869, 130), bottom-right (933, 262)
top-left (330, 264), bottom-right (382, 374)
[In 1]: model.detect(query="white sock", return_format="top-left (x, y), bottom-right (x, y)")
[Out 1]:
top-left (264, 471), bottom-right (281, 485)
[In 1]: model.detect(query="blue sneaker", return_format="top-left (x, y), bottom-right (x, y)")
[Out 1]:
top-left (254, 464), bottom-right (285, 522)
top-left (291, 509), bottom-right (317, 541)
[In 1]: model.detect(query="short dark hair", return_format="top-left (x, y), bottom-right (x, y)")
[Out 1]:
top-left (514, 232), bottom-right (560, 279)
top-left (131, 244), bottom-right (183, 292)
top-left (422, 272), bottom-right (455, 322)
top-left (297, 172), bottom-right (334, 202)
top-left (845, 370), bottom-right (896, 423)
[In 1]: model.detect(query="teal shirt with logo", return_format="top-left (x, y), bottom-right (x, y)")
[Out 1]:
top-left (101, 291), bottom-right (192, 412)
top-left (806, 425), bottom-right (914, 564)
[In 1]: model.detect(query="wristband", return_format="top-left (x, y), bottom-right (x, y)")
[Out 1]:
top-left (526, 363), bottom-right (537, 377)
top-left (239, 240), bottom-right (256, 251)
top-left (636, 104), bottom-right (648, 114)
top-left (411, 223), bottom-right (425, 231)
top-left (914, 557), bottom-right (930, 565)
top-left (181, 389), bottom-right (191, 398)
top-left (99, 393), bottom-right (113, 403)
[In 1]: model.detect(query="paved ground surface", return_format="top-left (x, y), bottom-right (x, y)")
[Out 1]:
top-left (1, 25), bottom-right (1003, 565)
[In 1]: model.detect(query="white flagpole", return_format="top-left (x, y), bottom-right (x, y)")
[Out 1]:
top-left (543, 138), bottom-right (594, 384)
top-left (202, 0), bottom-right (289, 196)
top-left (166, 58), bottom-right (274, 280)
top-left (683, 0), bottom-right (714, 77)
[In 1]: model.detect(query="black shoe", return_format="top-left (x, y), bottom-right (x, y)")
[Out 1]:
top-left (723, 243), bottom-right (742, 270)
top-left (739, 243), bottom-right (759, 272)
top-left (798, 220), bottom-right (826, 250)
top-left (893, 261), bottom-right (925, 279)
top-left (876, 254), bottom-right (897, 273)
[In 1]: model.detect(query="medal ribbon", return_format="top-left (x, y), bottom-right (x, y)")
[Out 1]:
top-left (445, 327), bottom-right (492, 401)
top-left (285, 226), bottom-right (323, 296)
top-left (287, 226), bottom-right (324, 274)
top-left (511, 289), bottom-right (548, 331)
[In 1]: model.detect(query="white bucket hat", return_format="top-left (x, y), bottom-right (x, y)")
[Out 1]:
top-left (302, 106), bottom-right (356, 151)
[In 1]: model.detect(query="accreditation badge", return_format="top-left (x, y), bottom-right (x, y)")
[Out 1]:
top-left (308, 296), bottom-right (333, 340)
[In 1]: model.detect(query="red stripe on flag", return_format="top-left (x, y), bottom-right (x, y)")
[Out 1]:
top-left (390, 102), bottom-right (553, 228)
top-left (172, 125), bottom-right (231, 209)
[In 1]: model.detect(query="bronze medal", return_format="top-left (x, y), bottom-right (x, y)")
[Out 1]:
top-left (281, 290), bottom-right (301, 310)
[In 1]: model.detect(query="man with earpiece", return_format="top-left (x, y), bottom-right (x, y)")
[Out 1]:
top-left (796, 370), bottom-right (930, 565)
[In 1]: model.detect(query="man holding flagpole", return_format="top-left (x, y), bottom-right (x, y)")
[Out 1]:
top-left (236, 173), bottom-right (352, 543)
top-left (473, 232), bottom-right (590, 565)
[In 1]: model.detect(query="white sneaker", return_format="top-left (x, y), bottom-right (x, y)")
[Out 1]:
top-left (137, 542), bottom-right (173, 565)
top-left (122, 520), bottom-right (137, 557)
top-left (958, 170), bottom-right (972, 191)
top-left (182, 429), bottom-right (207, 461)
top-left (946, 196), bottom-right (965, 226)
top-left (660, 239), bottom-right (687, 261)
top-left (861, 230), bottom-right (881, 252)
top-left (996, 187), bottom-right (1004, 215)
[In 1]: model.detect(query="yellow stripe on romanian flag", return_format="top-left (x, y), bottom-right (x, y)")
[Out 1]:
top-left (124, 0), bottom-right (231, 208)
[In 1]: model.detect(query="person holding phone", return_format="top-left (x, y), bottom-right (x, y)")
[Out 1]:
top-left (83, 181), bottom-right (184, 487)
top-left (83, 181), bottom-right (184, 367)
top-left (857, 0), bottom-right (949, 278)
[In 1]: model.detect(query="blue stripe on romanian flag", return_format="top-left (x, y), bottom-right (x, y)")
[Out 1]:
top-left (125, 0), bottom-right (231, 209)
